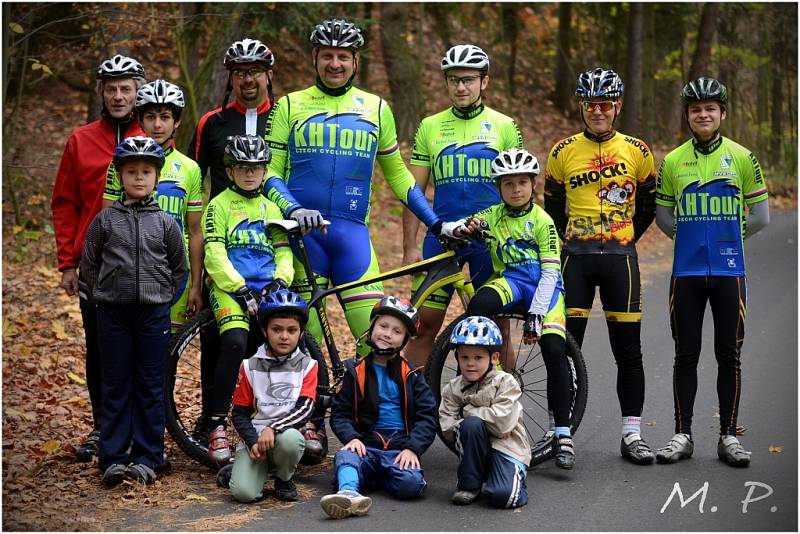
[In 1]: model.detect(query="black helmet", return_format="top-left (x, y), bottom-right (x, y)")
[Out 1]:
top-left (370, 296), bottom-right (420, 336)
top-left (257, 289), bottom-right (309, 328)
top-left (135, 80), bottom-right (185, 120)
top-left (223, 135), bottom-right (271, 167)
top-left (224, 38), bottom-right (275, 68)
top-left (310, 19), bottom-right (364, 50)
top-left (97, 54), bottom-right (145, 81)
top-left (112, 136), bottom-right (165, 171)
top-left (576, 67), bottom-right (624, 100)
top-left (681, 76), bottom-right (728, 108)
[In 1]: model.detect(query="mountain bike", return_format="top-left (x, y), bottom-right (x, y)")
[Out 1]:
top-left (165, 220), bottom-right (587, 469)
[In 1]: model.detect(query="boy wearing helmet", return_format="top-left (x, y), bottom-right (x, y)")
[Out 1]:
top-left (441, 148), bottom-right (576, 470)
top-left (653, 77), bottom-right (769, 467)
top-left (440, 316), bottom-right (529, 508)
top-left (228, 289), bottom-right (318, 502)
top-left (543, 67), bottom-right (658, 465)
top-left (52, 54), bottom-right (145, 462)
top-left (81, 136), bottom-right (187, 486)
top-left (320, 296), bottom-right (437, 519)
top-left (201, 134), bottom-right (294, 465)
top-left (103, 80), bottom-right (204, 332)
top-left (264, 19), bottom-right (442, 354)
top-left (402, 44), bottom-right (524, 370)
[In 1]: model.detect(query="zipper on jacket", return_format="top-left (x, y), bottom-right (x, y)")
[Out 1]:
top-left (134, 206), bottom-right (140, 303)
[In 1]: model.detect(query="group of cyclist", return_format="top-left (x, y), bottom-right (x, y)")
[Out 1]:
top-left (51, 15), bottom-right (769, 499)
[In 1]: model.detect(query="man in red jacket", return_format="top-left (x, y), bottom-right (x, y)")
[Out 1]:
top-left (51, 54), bottom-right (146, 462)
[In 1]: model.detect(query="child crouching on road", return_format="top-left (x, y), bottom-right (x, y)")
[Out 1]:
top-left (81, 137), bottom-right (187, 486)
top-left (440, 316), bottom-right (530, 508)
top-left (228, 289), bottom-right (318, 502)
top-left (320, 297), bottom-right (437, 519)
top-left (441, 148), bottom-right (575, 471)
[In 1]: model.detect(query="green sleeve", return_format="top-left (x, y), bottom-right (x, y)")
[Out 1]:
top-left (263, 96), bottom-right (299, 214)
top-left (508, 118), bottom-right (524, 149)
top-left (186, 163), bottom-right (204, 212)
top-left (409, 119), bottom-right (431, 168)
top-left (655, 157), bottom-right (675, 207)
top-left (535, 208), bottom-right (561, 270)
top-left (741, 150), bottom-right (769, 205)
top-left (103, 162), bottom-right (122, 202)
top-left (202, 199), bottom-right (245, 293)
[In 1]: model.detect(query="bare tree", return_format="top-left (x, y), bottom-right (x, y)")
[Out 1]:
top-left (622, 3), bottom-right (643, 137)
top-left (554, 3), bottom-right (573, 116)
top-left (379, 2), bottom-right (422, 144)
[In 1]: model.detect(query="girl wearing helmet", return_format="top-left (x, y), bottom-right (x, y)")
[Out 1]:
top-left (201, 134), bottom-right (294, 465)
top-left (321, 296), bottom-right (437, 519)
top-left (439, 316), bottom-right (529, 507)
top-left (440, 148), bottom-right (575, 470)
top-left (81, 136), bottom-right (187, 486)
top-left (103, 80), bottom-right (204, 333)
top-left (226, 289), bottom-right (318, 502)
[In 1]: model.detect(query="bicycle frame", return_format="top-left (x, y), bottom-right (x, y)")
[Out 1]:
top-left (268, 220), bottom-right (475, 379)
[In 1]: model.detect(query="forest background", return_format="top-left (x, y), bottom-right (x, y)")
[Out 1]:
top-left (1, 2), bottom-right (797, 530)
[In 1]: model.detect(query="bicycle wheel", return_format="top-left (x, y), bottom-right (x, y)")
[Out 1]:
top-left (165, 308), bottom-right (329, 469)
top-left (425, 313), bottom-right (587, 467)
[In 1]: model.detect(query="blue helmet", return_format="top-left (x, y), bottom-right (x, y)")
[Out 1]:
top-left (113, 136), bottom-right (166, 171)
top-left (257, 289), bottom-right (309, 327)
top-left (450, 316), bottom-right (503, 349)
top-left (575, 67), bottom-right (624, 100)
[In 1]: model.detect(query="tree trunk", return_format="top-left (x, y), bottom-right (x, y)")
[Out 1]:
top-left (359, 2), bottom-right (373, 88)
top-left (554, 3), bottom-right (573, 116)
top-left (622, 3), bottom-right (643, 137)
top-left (424, 3), bottom-right (452, 50)
top-left (641, 4), bottom-right (657, 142)
top-left (688, 3), bottom-right (719, 80)
top-left (379, 2), bottom-right (421, 144)
top-left (501, 4), bottom-right (518, 99)
top-left (768, 3), bottom-right (785, 167)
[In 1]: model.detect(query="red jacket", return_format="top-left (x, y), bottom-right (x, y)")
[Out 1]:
top-left (51, 117), bottom-right (142, 271)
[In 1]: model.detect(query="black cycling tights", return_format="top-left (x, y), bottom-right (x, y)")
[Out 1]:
top-left (669, 276), bottom-right (745, 436)
top-left (466, 288), bottom-right (572, 427)
top-left (211, 327), bottom-right (264, 423)
top-left (569, 317), bottom-right (645, 417)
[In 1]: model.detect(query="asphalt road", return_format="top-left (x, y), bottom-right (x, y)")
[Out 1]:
top-left (123, 210), bottom-right (798, 531)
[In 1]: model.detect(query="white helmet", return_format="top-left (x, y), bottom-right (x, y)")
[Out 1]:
top-left (224, 38), bottom-right (275, 68)
top-left (491, 148), bottom-right (540, 182)
top-left (441, 44), bottom-right (489, 73)
top-left (135, 80), bottom-right (185, 118)
top-left (96, 54), bottom-right (145, 81)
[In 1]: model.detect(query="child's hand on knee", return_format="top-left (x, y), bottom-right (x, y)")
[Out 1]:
top-left (394, 449), bottom-right (420, 470)
top-left (342, 438), bottom-right (367, 457)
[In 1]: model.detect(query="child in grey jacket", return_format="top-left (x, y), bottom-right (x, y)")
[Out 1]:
top-left (439, 316), bottom-right (530, 509)
top-left (81, 136), bottom-right (186, 486)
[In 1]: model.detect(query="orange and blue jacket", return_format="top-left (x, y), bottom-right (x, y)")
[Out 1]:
top-left (330, 354), bottom-right (437, 457)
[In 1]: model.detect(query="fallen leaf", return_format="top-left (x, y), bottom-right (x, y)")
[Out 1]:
top-left (184, 494), bottom-right (208, 502)
top-left (66, 372), bottom-right (86, 386)
top-left (51, 320), bottom-right (69, 340)
top-left (645, 420), bottom-right (657, 427)
top-left (41, 439), bottom-right (61, 454)
top-left (768, 445), bottom-right (784, 453)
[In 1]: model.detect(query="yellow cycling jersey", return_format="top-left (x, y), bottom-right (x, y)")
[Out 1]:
top-left (544, 131), bottom-right (656, 255)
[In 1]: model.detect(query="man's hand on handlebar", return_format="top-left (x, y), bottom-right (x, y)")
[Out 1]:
top-left (289, 207), bottom-right (328, 235)
top-left (234, 286), bottom-right (261, 316)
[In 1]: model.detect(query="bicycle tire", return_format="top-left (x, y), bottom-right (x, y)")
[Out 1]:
top-left (165, 308), bottom-right (329, 470)
top-left (424, 313), bottom-right (587, 468)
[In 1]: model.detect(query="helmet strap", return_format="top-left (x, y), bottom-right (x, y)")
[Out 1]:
top-left (365, 322), bottom-right (408, 357)
top-left (227, 179), bottom-right (263, 198)
top-left (502, 196), bottom-right (534, 217)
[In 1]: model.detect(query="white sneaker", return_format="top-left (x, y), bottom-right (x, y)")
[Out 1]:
top-left (320, 490), bottom-right (372, 519)
top-left (717, 435), bottom-right (751, 467)
top-left (656, 433), bottom-right (694, 464)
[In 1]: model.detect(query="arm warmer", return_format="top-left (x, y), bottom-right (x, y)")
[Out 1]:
top-left (528, 267), bottom-right (559, 316)
top-left (633, 178), bottom-right (657, 241)
top-left (745, 199), bottom-right (770, 239)
top-left (655, 204), bottom-right (675, 239)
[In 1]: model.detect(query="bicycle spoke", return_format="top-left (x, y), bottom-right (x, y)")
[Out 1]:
top-left (521, 389), bottom-right (549, 411)
top-left (523, 410), bottom-right (548, 434)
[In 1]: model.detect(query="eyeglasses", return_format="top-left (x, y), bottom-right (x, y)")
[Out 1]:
top-left (581, 101), bottom-right (616, 113)
top-left (232, 164), bottom-right (265, 174)
top-left (446, 75), bottom-right (481, 88)
top-left (231, 67), bottom-right (267, 79)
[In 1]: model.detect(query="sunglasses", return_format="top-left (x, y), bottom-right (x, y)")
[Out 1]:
top-left (581, 101), bottom-right (616, 113)
top-left (446, 75), bottom-right (481, 87)
top-left (231, 67), bottom-right (267, 79)
top-left (232, 164), bottom-right (265, 174)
